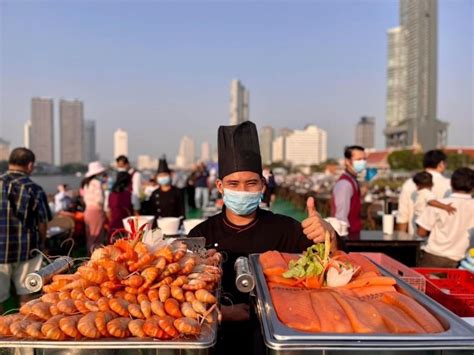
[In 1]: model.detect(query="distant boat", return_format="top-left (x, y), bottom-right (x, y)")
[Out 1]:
top-left (75, 172), bottom-right (83, 177)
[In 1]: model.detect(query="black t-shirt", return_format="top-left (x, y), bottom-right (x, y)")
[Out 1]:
top-left (148, 186), bottom-right (185, 219)
top-left (188, 207), bottom-right (312, 305)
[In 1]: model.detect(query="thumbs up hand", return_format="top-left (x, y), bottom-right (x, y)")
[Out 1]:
top-left (302, 197), bottom-right (336, 244)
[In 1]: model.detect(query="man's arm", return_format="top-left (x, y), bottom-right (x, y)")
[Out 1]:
top-left (427, 200), bottom-right (456, 215)
top-left (333, 180), bottom-right (352, 225)
top-left (131, 172), bottom-right (142, 213)
top-left (396, 180), bottom-right (415, 232)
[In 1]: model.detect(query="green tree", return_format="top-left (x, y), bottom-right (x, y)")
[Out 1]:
top-left (387, 150), bottom-right (423, 171)
top-left (446, 153), bottom-right (473, 171)
top-left (60, 163), bottom-right (88, 174)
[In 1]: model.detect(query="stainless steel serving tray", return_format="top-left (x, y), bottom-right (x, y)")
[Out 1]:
top-left (249, 254), bottom-right (474, 351)
top-left (0, 325), bottom-right (216, 350)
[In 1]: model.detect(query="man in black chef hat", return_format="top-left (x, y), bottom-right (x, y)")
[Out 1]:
top-left (147, 156), bottom-right (185, 221)
top-left (188, 121), bottom-right (337, 354)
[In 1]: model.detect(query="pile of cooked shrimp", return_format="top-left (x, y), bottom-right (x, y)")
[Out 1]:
top-left (0, 237), bottom-right (222, 340)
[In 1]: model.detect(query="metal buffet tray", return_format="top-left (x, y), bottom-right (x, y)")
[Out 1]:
top-left (249, 254), bottom-right (474, 352)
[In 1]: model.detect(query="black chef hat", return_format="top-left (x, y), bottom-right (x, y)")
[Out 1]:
top-left (218, 121), bottom-right (262, 179)
top-left (157, 157), bottom-right (171, 174)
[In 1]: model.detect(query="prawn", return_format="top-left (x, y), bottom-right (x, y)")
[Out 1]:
top-left (109, 298), bottom-right (130, 317)
top-left (153, 246), bottom-right (173, 263)
top-left (140, 300), bottom-right (152, 319)
top-left (41, 315), bottom-right (67, 340)
top-left (84, 286), bottom-right (102, 301)
top-left (171, 286), bottom-right (184, 302)
top-left (150, 300), bottom-right (166, 317)
top-left (25, 321), bottom-right (44, 339)
top-left (57, 299), bottom-right (78, 315)
top-left (31, 302), bottom-right (53, 320)
top-left (107, 317), bottom-right (131, 338)
top-left (95, 310), bottom-right (116, 337)
top-left (59, 315), bottom-right (82, 338)
top-left (158, 315), bottom-right (179, 338)
top-left (143, 319), bottom-right (168, 339)
top-left (77, 312), bottom-right (101, 338)
top-left (164, 298), bottom-right (182, 318)
top-left (195, 289), bottom-right (217, 304)
top-left (158, 285), bottom-right (170, 302)
top-left (181, 302), bottom-right (198, 319)
top-left (171, 241), bottom-right (188, 262)
top-left (138, 267), bottom-right (160, 292)
top-left (128, 319), bottom-right (146, 338)
top-left (174, 317), bottom-right (201, 336)
top-left (128, 303), bottom-right (145, 319)
top-left (121, 274), bottom-right (144, 288)
top-left (182, 280), bottom-right (207, 291)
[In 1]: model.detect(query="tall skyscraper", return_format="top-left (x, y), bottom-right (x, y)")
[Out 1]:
top-left (23, 121), bottom-right (32, 149)
top-left (30, 97), bottom-right (54, 164)
top-left (229, 79), bottom-right (249, 125)
top-left (285, 125), bottom-right (327, 166)
top-left (384, 0), bottom-right (447, 150)
top-left (84, 120), bottom-right (97, 163)
top-left (114, 128), bottom-right (128, 158)
top-left (0, 138), bottom-right (10, 161)
top-left (355, 116), bottom-right (375, 149)
top-left (176, 136), bottom-right (195, 169)
top-left (200, 141), bottom-right (211, 162)
top-left (60, 99), bottom-right (84, 165)
top-left (259, 126), bottom-right (274, 165)
top-left (272, 128), bottom-right (293, 163)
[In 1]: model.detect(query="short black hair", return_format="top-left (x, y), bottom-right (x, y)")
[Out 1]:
top-left (116, 155), bottom-right (129, 165)
top-left (8, 147), bottom-right (35, 167)
top-left (423, 150), bottom-right (446, 169)
top-left (344, 145), bottom-right (365, 159)
top-left (413, 171), bottom-right (433, 188)
top-left (451, 167), bottom-right (474, 193)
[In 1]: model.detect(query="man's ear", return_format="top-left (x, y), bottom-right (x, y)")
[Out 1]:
top-left (216, 179), bottom-right (224, 194)
top-left (27, 162), bottom-right (34, 174)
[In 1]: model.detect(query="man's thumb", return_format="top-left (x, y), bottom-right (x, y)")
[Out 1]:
top-left (306, 197), bottom-right (318, 218)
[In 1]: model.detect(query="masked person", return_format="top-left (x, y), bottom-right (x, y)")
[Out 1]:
top-left (148, 157), bottom-right (185, 221)
top-left (188, 121), bottom-right (337, 354)
top-left (331, 145), bottom-right (366, 235)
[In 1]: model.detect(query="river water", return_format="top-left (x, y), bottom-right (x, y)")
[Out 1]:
top-left (31, 175), bottom-right (84, 195)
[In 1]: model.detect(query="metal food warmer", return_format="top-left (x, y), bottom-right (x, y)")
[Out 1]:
top-left (248, 254), bottom-right (474, 355)
top-left (0, 237), bottom-right (217, 355)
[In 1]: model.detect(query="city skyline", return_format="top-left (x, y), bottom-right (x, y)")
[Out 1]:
top-left (1, 1), bottom-right (472, 161)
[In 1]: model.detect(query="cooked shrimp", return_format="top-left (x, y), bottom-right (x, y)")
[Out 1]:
top-left (31, 302), bottom-right (53, 320)
top-left (140, 300), bottom-right (152, 319)
top-left (25, 321), bottom-right (44, 339)
top-left (138, 267), bottom-right (160, 291)
top-left (184, 291), bottom-right (196, 303)
top-left (164, 298), bottom-right (182, 318)
top-left (154, 256), bottom-right (167, 274)
top-left (143, 319), bottom-right (168, 339)
top-left (158, 315), bottom-right (179, 338)
top-left (174, 317), bottom-right (200, 335)
top-left (10, 320), bottom-right (29, 338)
top-left (181, 302), bottom-right (198, 319)
top-left (128, 303), bottom-right (145, 319)
top-left (162, 263), bottom-right (181, 277)
top-left (84, 286), bottom-right (101, 301)
top-left (74, 299), bottom-right (91, 314)
top-left (148, 289), bottom-right (159, 302)
top-left (107, 317), bottom-right (131, 338)
top-left (0, 314), bottom-right (22, 336)
top-left (84, 300), bottom-right (100, 312)
top-left (172, 241), bottom-right (187, 262)
top-left (78, 312), bottom-right (101, 339)
top-left (171, 286), bottom-right (184, 302)
top-left (41, 292), bottom-right (60, 304)
top-left (180, 256), bottom-right (196, 275)
top-left (121, 274), bottom-right (144, 288)
top-left (115, 239), bottom-right (138, 262)
top-left (109, 298), bottom-right (130, 317)
top-left (153, 246), bottom-right (173, 263)
top-left (158, 285), bottom-right (170, 303)
top-left (182, 280), bottom-right (207, 291)
top-left (97, 297), bottom-right (111, 312)
top-left (78, 266), bottom-right (108, 284)
top-left (123, 292), bottom-right (137, 304)
top-left (59, 315), bottom-right (82, 338)
top-left (191, 300), bottom-right (207, 315)
top-left (20, 298), bottom-right (41, 315)
top-left (41, 315), bottom-right (67, 340)
top-left (49, 304), bottom-right (61, 316)
top-left (150, 276), bottom-right (173, 289)
top-left (128, 319), bottom-right (146, 338)
top-left (195, 289), bottom-right (216, 304)
top-left (150, 300), bottom-right (166, 317)
top-left (171, 275), bottom-right (188, 287)
top-left (95, 310), bottom-right (116, 337)
top-left (125, 286), bottom-right (139, 295)
top-left (58, 290), bottom-right (71, 301)
top-left (137, 293), bottom-right (149, 303)
top-left (70, 288), bottom-right (87, 301)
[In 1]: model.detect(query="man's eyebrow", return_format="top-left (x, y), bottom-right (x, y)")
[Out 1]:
top-left (225, 179), bottom-right (239, 183)
top-left (246, 179), bottom-right (259, 183)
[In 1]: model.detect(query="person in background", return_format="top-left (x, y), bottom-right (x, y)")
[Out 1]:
top-left (107, 171), bottom-right (133, 240)
top-left (412, 171), bottom-right (456, 222)
top-left (416, 167), bottom-right (474, 268)
top-left (83, 161), bottom-right (107, 255)
top-left (188, 121), bottom-right (337, 354)
top-left (194, 162), bottom-right (209, 209)
top-left (143, 175), bottom-right (159, 201)
top-left (148, 158), bottom-right (185, 220)
top-left (186, 165), bottom-right (197, 210)
top-left (262, 167), bottom-right (277, 208)
top-left (54, 184), bottom-right (72, 214)
top-left (116, 155), bottom-right (142, 215)
top-left (0, 148), bottom-right (51, 312)
top-left (397, 150), bottom-right (450, 234)
top-left (331, 145), bottom-right (366, 235)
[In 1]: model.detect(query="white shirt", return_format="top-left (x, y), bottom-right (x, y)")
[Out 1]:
top-left (416, 193), bottom-right (474, 261)
top-left (413, 188), bottom-right (436, 220)
top-left (397, 170), bottom-right (451, 235)
top-left (117, 168), bottom-right (142, 211)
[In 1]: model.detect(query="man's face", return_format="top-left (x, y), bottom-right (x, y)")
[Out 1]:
top-left (345, 149), bottom-right (366, 174)
top-left (117, 161), bottom-right (129, 170)
top-left (216, 171), bottom-right (265, 194)
top-left (438, 160), bottom-right (446, 173)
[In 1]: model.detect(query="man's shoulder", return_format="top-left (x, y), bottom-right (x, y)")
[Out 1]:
top-left (259, 208), bottom-right (300, 227)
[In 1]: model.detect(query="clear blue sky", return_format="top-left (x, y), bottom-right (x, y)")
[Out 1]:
top-left (1, 0), bottom-right (472, 163)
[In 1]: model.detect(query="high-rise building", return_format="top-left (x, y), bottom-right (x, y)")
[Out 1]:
top-left (175, 136), bottom-right (195, 169)
top-left (0, 138), bottom-right (10, 161)
top-left (200, 141), bottom-right (211, 162)
top-left (285, 125), bottom-right (327, 166)
top-left (84, 120), bottom-right (97, 163)
top-left (23, 121), bottom-right (32, 149)
top-left (137, 155), bottom-right (158, 171)
top-left (114, 128), bottom-right (128, 158)
top-left (30, 97), bottom-right (54, 164)
top-left (229, 79), bottom-right (249, 125)
top-left (355, 116), bottom-right (375, 149)
top-left (384, 0), bottom-right (447, 150)
top-left (272, 128), bottom-right (293, 163)
top-left (60, 99), bottom-right (84, 165)
top-left (259, 126), bottom-right (274, 165)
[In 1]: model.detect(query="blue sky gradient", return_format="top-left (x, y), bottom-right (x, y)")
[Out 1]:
top-left (1, 0), bottom-right (472, 163)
